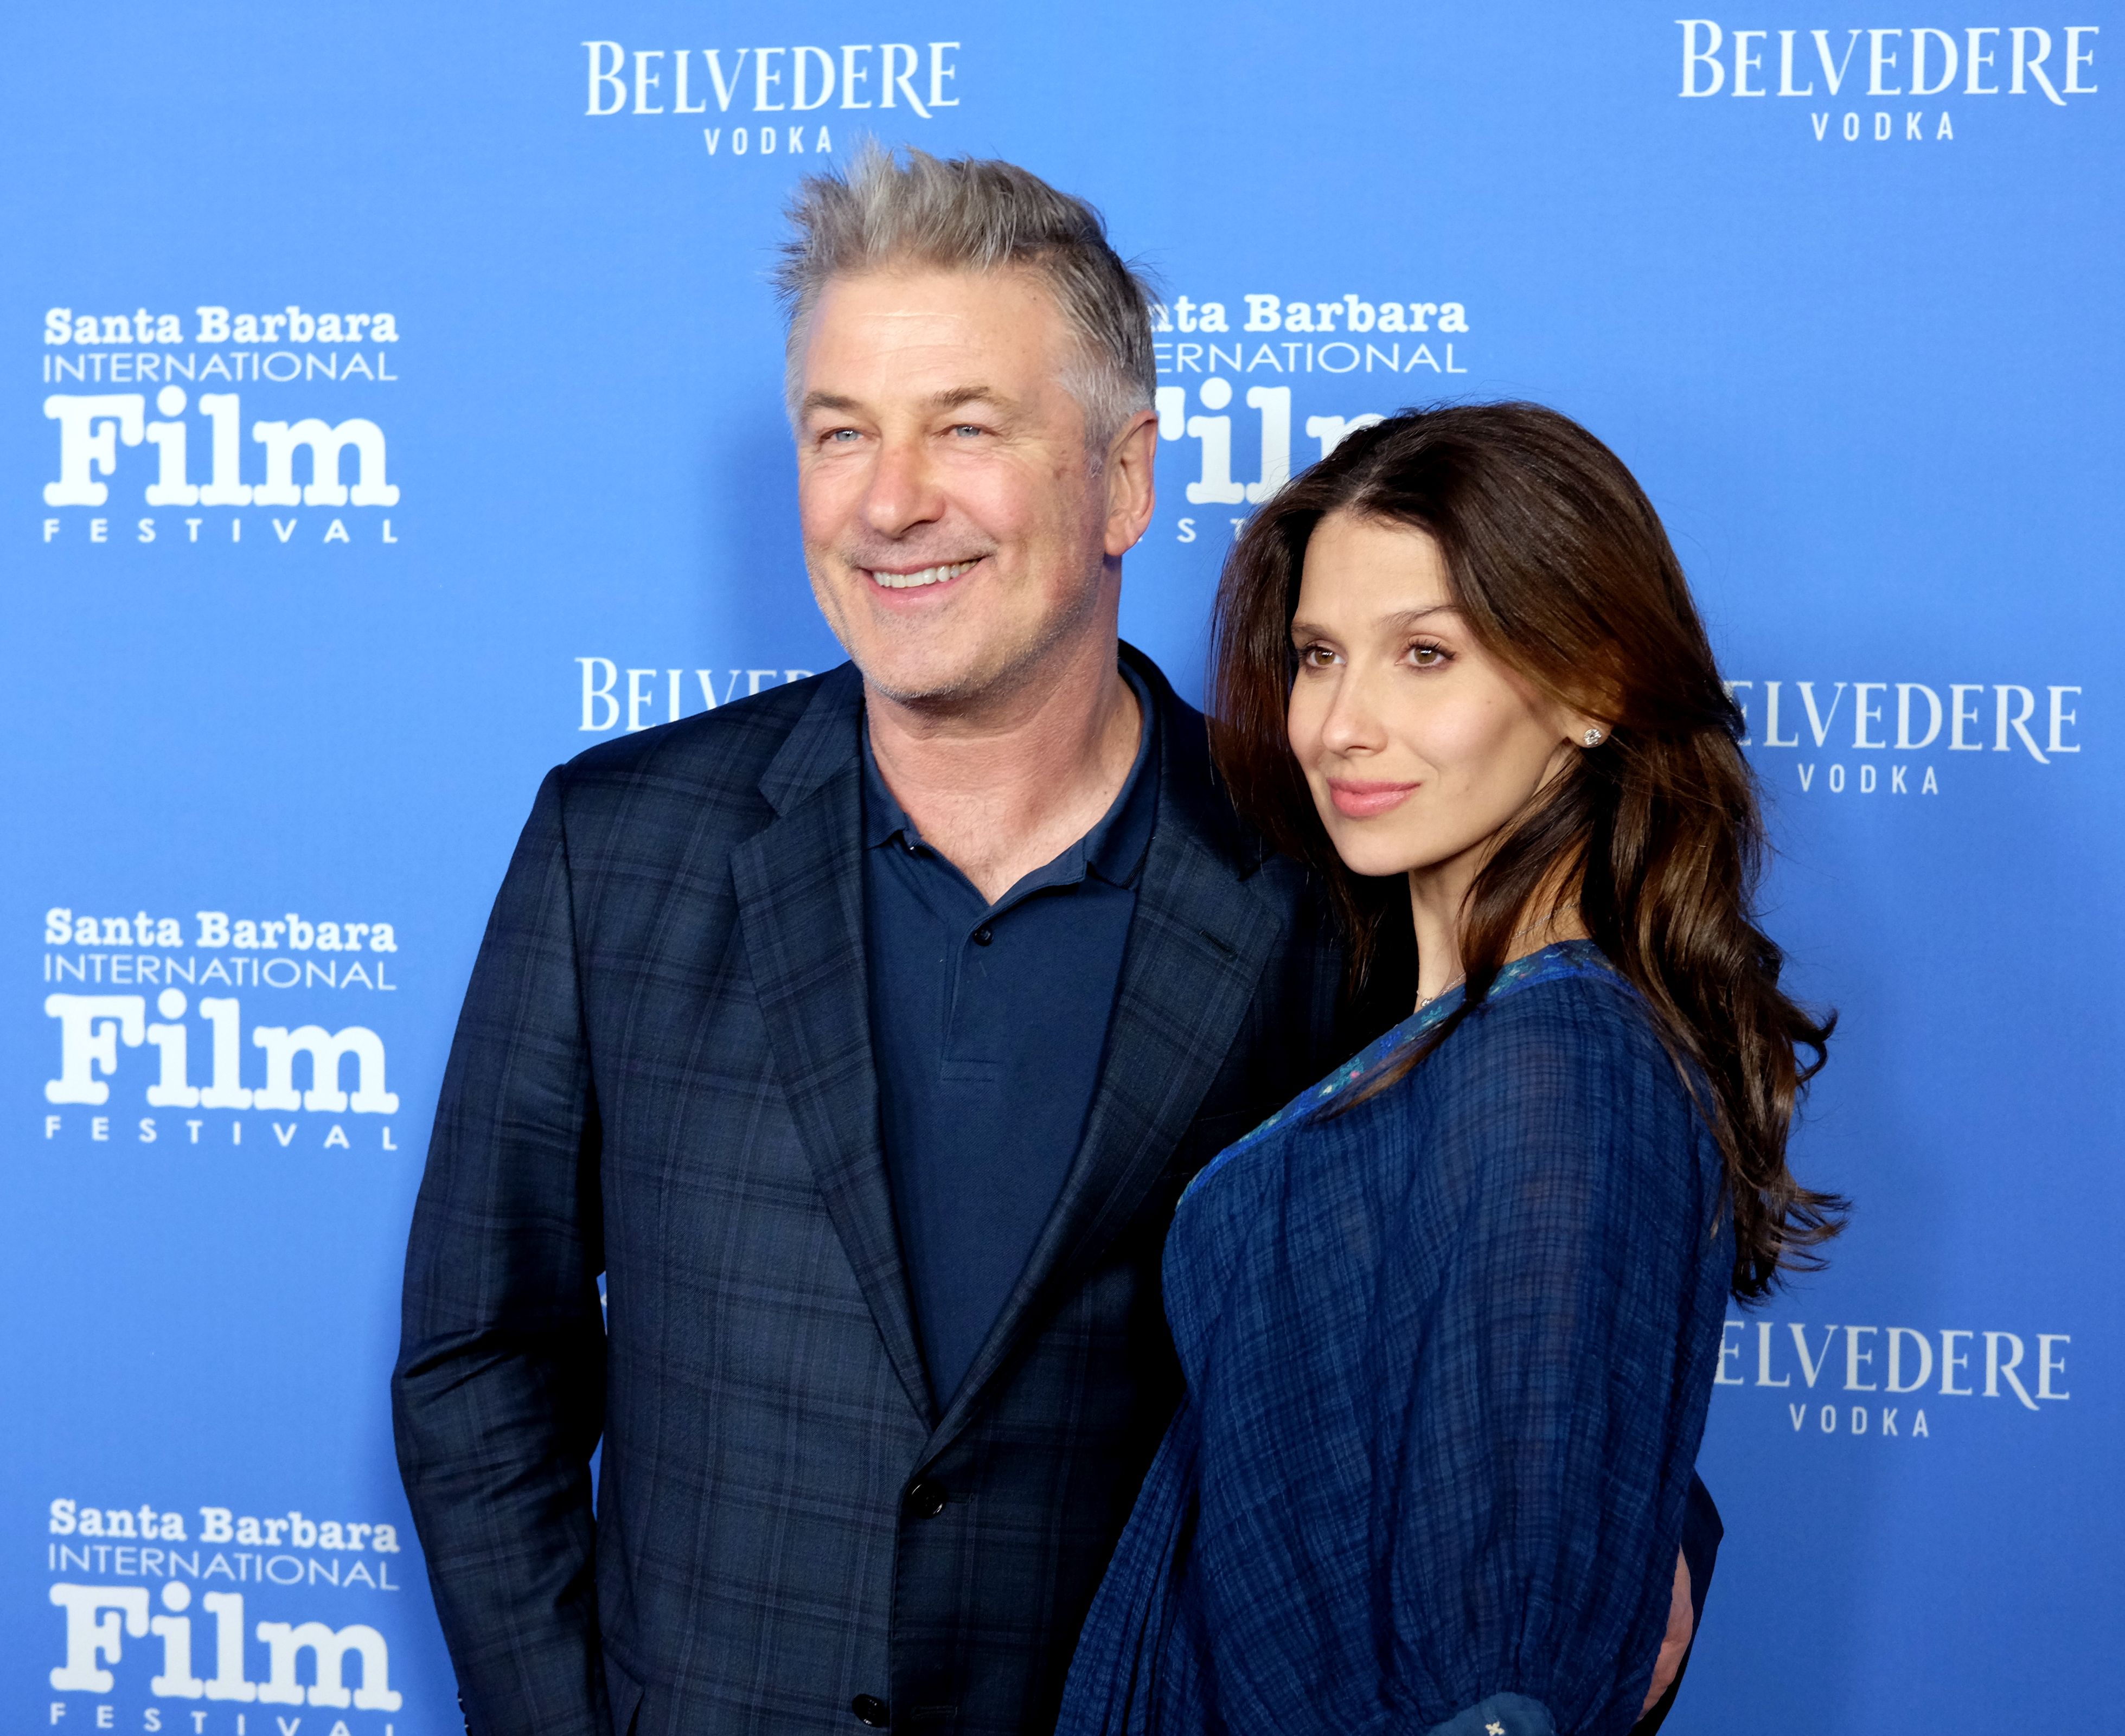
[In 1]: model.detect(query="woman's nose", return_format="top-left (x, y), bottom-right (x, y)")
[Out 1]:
top-left (1320, 667), bottom-right (1390, 755)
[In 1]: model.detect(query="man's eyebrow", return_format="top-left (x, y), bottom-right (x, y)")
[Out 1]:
top-left (926, 385), bottom-right (1019, 416)
top-left (798, 385), bottom-right (1021, 421)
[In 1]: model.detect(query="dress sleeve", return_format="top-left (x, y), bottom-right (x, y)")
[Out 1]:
top-left (1371, 981), bottom-right (1726, 1736)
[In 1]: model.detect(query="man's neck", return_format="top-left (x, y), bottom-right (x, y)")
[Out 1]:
top-left (865, 634), bottom-right (1143, 905)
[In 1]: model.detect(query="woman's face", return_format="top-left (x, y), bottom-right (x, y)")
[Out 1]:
top-left (1286, 510), bottom-right (1583, 883)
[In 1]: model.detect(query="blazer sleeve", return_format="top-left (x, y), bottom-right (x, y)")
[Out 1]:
top-left (392, 767), bottom-right (613, 1736)
top-left (1377, 985), bottom-right (1727, 1736)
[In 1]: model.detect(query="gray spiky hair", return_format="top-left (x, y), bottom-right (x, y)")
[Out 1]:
top-left (775, 143), bottom-right (1157, 453)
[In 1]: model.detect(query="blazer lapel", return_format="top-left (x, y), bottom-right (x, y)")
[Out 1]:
top-left (929, 688), bottom-right (1290, 1446)
top-left (731, 669), bottom-right (935, 1428)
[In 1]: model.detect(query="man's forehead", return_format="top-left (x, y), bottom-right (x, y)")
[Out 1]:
top-left (805, 266), bottom-right (1068, 358)
top-left (801, 285), bottom-right (1071, 410)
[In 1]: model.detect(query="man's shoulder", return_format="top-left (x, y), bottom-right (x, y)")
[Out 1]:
top-left (555, 665), bottom-right (853, 809)
top-left (529, 667), bottom-right (861, 892)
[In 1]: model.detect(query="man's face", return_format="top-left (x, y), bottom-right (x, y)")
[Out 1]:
top-left (794, 266), bottom-right (1124, 707)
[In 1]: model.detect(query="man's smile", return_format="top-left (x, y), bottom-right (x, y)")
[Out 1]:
top-left (863, 557), bottom-right (983, 591)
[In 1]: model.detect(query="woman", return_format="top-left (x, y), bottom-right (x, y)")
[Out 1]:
top-left (1059, 404), bottom-right (1842, 1736)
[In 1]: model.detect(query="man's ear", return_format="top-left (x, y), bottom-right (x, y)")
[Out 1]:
top-left (1103, 409), bottom-right (1160, 559)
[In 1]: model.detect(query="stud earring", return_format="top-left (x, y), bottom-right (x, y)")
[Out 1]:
top-left (1582, 728), bottom-right (1604, 747)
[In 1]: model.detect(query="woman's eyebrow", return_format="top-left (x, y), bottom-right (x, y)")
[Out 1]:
top-left (1378, 605), bottom-right (1460, 633)
top-left (1289, 603), bottom-right (1461, 642)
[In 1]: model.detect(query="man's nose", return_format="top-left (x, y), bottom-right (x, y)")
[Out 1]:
top-left (862, 432), bottom-right (946, 538)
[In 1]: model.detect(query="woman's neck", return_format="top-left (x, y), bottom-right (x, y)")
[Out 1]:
top-left (1406, 860), bottom-right (1474, 1008)
top-left (1405, 855), bottom-right (1590, 1012)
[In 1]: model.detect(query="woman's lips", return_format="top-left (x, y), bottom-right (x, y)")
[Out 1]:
top-left (1326, 778), bottom-right (1419, 819)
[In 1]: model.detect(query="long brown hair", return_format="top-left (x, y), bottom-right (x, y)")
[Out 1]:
top-left (1208, 402), bottom-right (1842, 1299)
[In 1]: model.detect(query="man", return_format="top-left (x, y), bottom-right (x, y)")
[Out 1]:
top-left (393, 147), bottom-right (1704, 1736)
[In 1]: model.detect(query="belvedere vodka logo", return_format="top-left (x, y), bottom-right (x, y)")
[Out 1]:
top-left (581, 39), bottom-right (962, 161)
top-left (1716, 1318), bottom-right (2073, 1439)
top-left (575, 660), bottom-right (819, 733)
top-left (39, 906), bottom-right (405, 1154)
top-left (1674, 20), bottom-right (2100, 142)
top-left (39, 304), bottom-right (402, 548)
top-left (1727, 677), bottom-right (2084, 796)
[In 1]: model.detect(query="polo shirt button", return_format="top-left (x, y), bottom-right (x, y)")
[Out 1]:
top-left (906, 1478), bottom-right (948, 1518)
top-left (972, 926), bottom-right (993, 946)
top-left (852, 1694), bottom-right (889, 1727)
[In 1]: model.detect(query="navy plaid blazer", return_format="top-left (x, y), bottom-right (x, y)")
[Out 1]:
top-left (392, 650), bottom-right (1353, 1736)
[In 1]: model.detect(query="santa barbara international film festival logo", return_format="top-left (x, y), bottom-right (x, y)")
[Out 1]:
top-left (39, 905), bottom-right (408, 1156)
top-left (37, 303), bottom-right (403, 550)
top-left (44, 1495), bottom-right (411, 1727)
top-left (1147, 290), bottom-right (1471, 544)
top-left (1672, 19), bottom-right (2100, 142)
top-left (580, 39), bottom-right (964, 161)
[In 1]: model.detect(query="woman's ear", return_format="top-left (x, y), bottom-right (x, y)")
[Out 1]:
top-left (1557, 676), bottom-right (1623, 751)
top-left (1538, 687), bottom-right (1610, 752)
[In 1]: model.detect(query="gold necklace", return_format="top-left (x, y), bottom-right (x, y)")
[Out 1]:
top-left (1413, 976), bottom-right (1464, 1014)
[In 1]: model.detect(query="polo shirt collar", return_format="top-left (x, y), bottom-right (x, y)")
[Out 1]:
top-left (861, 659), bottom-right (1159, 898)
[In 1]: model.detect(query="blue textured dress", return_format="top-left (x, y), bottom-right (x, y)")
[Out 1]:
top-left (1057, 943), bottom-right (1733, 1736)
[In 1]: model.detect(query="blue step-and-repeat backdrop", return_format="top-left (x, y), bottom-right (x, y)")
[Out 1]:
top-left (4, 7), bottom-right (2117, 1731)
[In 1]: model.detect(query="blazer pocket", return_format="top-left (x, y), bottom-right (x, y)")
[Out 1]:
top-left (602, 1651), bottom-right (644, 1736)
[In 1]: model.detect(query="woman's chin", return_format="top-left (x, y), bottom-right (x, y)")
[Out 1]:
top-left (1326, 837), bottom-right (1422, 881)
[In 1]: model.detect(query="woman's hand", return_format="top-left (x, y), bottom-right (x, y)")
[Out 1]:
top-left (1641, 1551), bottom-right (1693, 1713)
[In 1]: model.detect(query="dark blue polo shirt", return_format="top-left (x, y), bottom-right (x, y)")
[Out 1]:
top-left (863, 663), bottom-right (1158, 1408)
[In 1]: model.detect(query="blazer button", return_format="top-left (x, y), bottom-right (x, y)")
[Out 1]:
top-left (852, 1694), bottom-right (889, 1727)
top-left (905, 1478), bottom-right (948, 1518)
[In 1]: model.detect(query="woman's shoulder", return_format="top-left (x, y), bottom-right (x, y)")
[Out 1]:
top-left (1458, 946), bottom-right (1672, 1067)
top-left (1435, 941), bottom-right (1673, 1061)
top-left (1381, 947), bottom-right (1716, 1176)
top-left (1185, 947), bottom-right (1700, 1206)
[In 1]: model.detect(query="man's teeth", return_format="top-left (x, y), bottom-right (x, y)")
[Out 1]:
top-left (869, 559), bottom-right (977, 590)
